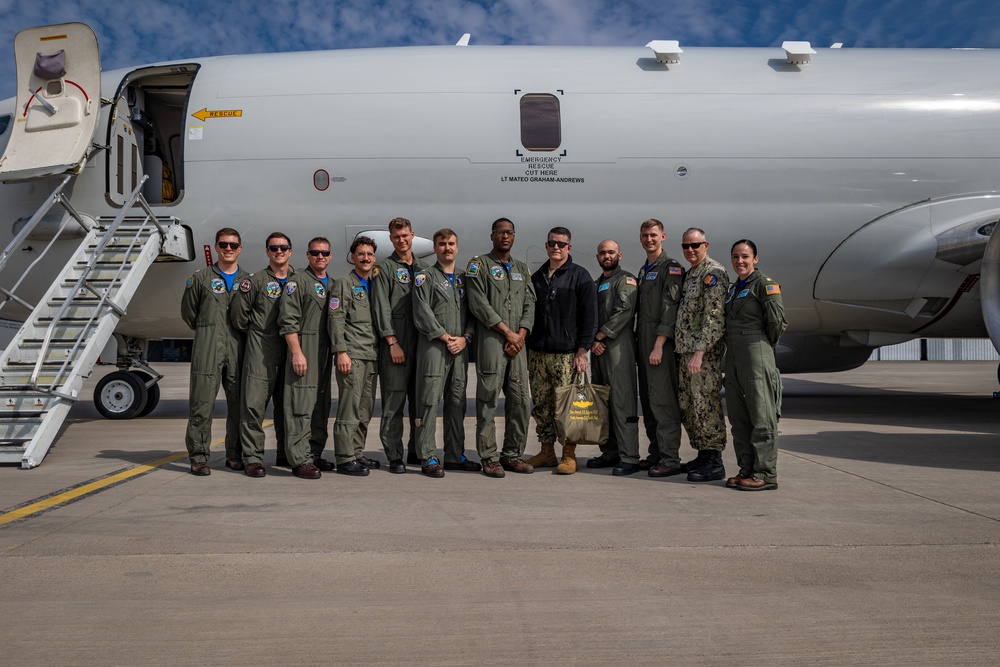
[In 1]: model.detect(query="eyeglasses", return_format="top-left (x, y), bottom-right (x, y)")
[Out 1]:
top-left (354, 251), bottom-right (376, 258)
top-left (546, 240), bottom-right (569, 249)
top-left (308, 249), bottom-right (332, 257)
top-left (681, 242), bottom-right (706, 250)
top-left (216, 241), bottom-right (241, 250)
top-left (493, 229), bottom-right (515, 237)
top-left (267, 244), bottom-right (292, 253)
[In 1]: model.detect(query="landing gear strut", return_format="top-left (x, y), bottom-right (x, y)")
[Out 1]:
top-left (92, 335), bottom-right (163, 418)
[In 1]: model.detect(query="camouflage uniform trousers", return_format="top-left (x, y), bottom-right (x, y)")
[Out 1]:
top-left (528, 350), bottom-right (576, 445)
top-left (678, 349), bottom-right (727, 452)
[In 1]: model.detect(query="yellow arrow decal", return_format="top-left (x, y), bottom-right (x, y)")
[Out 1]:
top-left (191, 108), bottom-right (243, 121)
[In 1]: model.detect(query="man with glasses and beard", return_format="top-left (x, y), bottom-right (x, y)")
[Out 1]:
top-left (182, 227), bottom-right (250, 476)
top-left (279, 237), bottom-right (333, 479)
top-left (231, 232), bottom-right (295, 478)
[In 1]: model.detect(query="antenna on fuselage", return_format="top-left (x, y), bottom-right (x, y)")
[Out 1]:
top-left (456, 33), bottom-right (471, 46)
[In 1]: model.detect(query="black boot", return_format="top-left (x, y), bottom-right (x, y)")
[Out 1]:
top-left (680, 450), bottom-right (708, 474)
top-left (687, 450), bottom-right (725, 482)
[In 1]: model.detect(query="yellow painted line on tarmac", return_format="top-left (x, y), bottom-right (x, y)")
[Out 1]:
top-left (0, 420), bottom-right (273, 528)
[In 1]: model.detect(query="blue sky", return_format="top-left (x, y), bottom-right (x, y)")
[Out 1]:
top-left (2, 0), bottom-right (1000, 96)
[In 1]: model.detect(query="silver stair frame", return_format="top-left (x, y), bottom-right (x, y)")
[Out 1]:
top-left (0, 174), bottom-right (187, 468)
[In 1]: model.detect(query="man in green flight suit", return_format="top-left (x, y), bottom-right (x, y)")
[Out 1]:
top-left (278, 237), bottom-right (333, 480)
top-left (181, 227), bottom-right (250, 476)
top-left (635, 218), bottom-right (686, 477)
top-left (587, 239), bottom-right (643, 476)
top-left (466, 217), bottom-right (537, 479)
top-left (231, 232), bottom-right (294, 478)
top-left (329, 236), bottom-right (382, 477)
top-left (412, 228), bottom-right (480, 478)
top-left (372, 217), bottom-right (428, 474)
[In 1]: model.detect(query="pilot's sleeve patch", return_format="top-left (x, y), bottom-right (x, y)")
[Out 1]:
top-left (239, 279), bottom-right (253, 293)
top-left (704, 275), bottom-right (718, 287)
top-left (415, 273), bottom-right (426, 287)
top-left (330, 297), bottom-right (340, 310)
top-left (765, 283), bottom-right (781, 295)
top-left (625, 276), bottom-right (637, 287)
top-left (467, 260), bottom-right (480, 277)
top-left (669, 266), bottom-right (683, 275)
top-left (371, 266), bottom-right (380, 278)
top-left (185, 276), bottom-right (194, 289)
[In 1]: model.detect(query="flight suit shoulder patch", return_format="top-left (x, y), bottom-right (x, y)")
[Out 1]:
top-left (415, 273), bottom-right (426, 287)
top-left (330, 297), bottom-right (340, 310)
top-left (669, 266), bottom-right (683, 275)
top-left (625, 276), bottom-right (638, 287)
top-left (185, 276), bottom-right (194, 289)
top-left (467, 260), bottom-right (480, 277)
top-left (704, 275), bottom-right (719, 287)
top-left (371, 266), bottom-right (380, 278)
top-left (286, 282), bottom-right (298, 296)
top-left (765, 283), bottom-right (781, 295)
top-left (239, 279), bottom-right (253, 293)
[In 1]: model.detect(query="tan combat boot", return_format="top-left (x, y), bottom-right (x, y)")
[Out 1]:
top-left (525, 442), bottom-right (558, 467)
top-left (555, 443), bottom-right (577, 475)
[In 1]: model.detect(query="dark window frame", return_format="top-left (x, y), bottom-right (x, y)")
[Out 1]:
top-left (520, 94), bottom-right (561, 152)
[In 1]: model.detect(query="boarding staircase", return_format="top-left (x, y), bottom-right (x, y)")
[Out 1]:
top-left (0, 175), bottom-right (192, 468)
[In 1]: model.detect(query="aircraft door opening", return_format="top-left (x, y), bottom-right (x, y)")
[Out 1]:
top-left (106, 65), bottom-right (198, 207)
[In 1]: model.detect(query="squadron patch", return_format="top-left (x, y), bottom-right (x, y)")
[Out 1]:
top-left (491, 266), bottom-right (506, 281)
top-left (239, 279), bottom-right (253, 293)
top-left (669, 266), bottom-right (683, 275)
top-left (625, 277), bottom-right (638, 287)
top-left (511, 273), bottom-right (523, 281)
top-left (737, 289), bottom-right (750, 299)
top-left (266, 281), bottom-right (281, 298)
top-left (314, 282), bottom-right (326, 297)
top-left (467, 260), bottom-right (480, 277)
top-left (185, 276), bottom-right (194, 289)
top-left (353, 286), bottom-right (367, 300)
top-left (330, 297), bottom-right (340, 311)
top-left (705, 275), bottom-right (718, 287)
top-left (645, 272), bottom-right (658, 281)
top-left (598, 282), bottom-right (610, 292)
top-left (415, 273), bottom-right (426, 287)
top-left (765, 283), bottom-right (781, 295)
top-left (726, 285), bottom-right (736, 303)
top-left (396, 268), bottom-right (411, 284)
top-left (210, 278), bottom-right (226, 294)
top-left (372, 266), bottom-right (380, 278)
top-left (286, 283), bottom-right (298, 296)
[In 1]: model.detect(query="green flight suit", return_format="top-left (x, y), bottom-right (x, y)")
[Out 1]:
top-left (328, 271), bottom-right (378, 465)
top-left (466, 252), bottom-right (536, 463)
top-left (724, 269), bottom-right (787, 483)
top-left (278, 268), bottom-right (332, 468)
top-left (675, 256), bottom-right (730, 453)
top-left (181, 264), bottom-right (249, 464)
top-left (635, 252), bottom-right (685, 467)
top-left (372, 252), bottom-right (428, 462)
top-left (592, 268), bottom-right (641, 464)
top-left (412, 264), bottom-right (474, 465)
top-left (231, 266), bottom-right (293, 465)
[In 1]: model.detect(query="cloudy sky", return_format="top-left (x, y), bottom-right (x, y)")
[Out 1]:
top-left (1, 0), bottom-right (1000, 95)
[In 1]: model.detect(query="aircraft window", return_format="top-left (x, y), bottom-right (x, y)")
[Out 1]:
top-left (520, 94), bottom-right (561, 152)
top-left (0, 114), bottom-right (10, 136)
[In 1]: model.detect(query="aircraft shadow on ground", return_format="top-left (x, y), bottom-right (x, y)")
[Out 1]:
top-left (780, 432), bottom-right (1000, 472)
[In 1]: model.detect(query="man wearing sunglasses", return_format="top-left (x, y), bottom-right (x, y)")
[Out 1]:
top-left (675, 227), bottom-right (730, 482)
top-left (523, 227), bottom-right (597, 475)
top-left (181, 228), bottom-right (250, 476)
top-left (231, 233), bottom-right (294, 478)
top-left (278, 237), bottom-right (334, 479)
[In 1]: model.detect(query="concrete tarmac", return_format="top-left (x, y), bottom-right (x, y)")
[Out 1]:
top-left (1, 361), bottom-right (998, 666)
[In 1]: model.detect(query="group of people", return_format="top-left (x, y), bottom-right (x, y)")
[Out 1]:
top-left (181, 216), bottom-right (786, 490)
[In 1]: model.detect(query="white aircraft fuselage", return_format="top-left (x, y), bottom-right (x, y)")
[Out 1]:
top-left (2, 40), bottom-right (999, 373)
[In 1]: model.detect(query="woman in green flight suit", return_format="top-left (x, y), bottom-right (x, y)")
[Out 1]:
top-left (724, 239), bottom-right (787, 491)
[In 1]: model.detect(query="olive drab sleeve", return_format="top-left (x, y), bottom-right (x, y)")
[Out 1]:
top-left (517, 260), bottom-right (536, 333)
top-left (328, 277), bottom-right (349, 353)
top-left (762, 278), bottom-right (788, 346)
top-left (600, 273), bottom-right (637, 340)
top-left (412, 269), bottom-right (446, 341)
top-left (278, 276), bottom-right (304, 336)
top-left (229, 275), bottom-right (255, 333)
top-left (655, 262), bottom-right (685, 339)
top-left (466, 257), bottom-right (502, 329)
top-left (371, 260), bottom-right (396, 339)
top-left (180, 273), bottom-right (201, 329)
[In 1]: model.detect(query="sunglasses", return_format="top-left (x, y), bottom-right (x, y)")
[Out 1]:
top-left (681, 242), bottom-right (706, 250)
top-left (267, 244), bottom-right (292, 252)
top-left (546, 240), bottom-right (569, 249)
top-left (308, 249), bottom-right (332, 257)
top-left (216, 241), bottom-right (241, 250)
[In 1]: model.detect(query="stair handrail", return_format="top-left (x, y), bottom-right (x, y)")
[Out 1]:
top-left (0, 175), bottom-right (92, 273)
top-left (29, 176), bottom-right (155, 392)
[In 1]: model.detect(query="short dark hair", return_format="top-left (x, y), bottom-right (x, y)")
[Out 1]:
top-left (215, 227), bottom-right (241, 243)
top-left (308, 236), bottom-right (330, 249)
top-left (265, 232), bottom-right (290, 247)
top-left (351, 236), bottom-right (377, 254)
top-left (548, 226), bottom-right (571, 241)
top-left (433, 228), bottom-right (457, 243)
top-left (492, 217), bottom-right (515, 233)
top-left (731, 239), bottom-right (758, 257)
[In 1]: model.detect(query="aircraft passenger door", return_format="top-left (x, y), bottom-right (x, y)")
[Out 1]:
top-left (0, 22), bottom-right (101, 182)
top-left (107, 95), bottom-right (142, 206)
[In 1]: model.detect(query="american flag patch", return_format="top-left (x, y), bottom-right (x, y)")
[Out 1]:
top-left (765, 284), bottom-right (781, 295)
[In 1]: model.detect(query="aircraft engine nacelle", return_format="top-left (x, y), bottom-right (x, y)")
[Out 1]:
top-left (981, 225), bottom-right (1000, 356)
top-left (775, 333), bottom-right (874, 374)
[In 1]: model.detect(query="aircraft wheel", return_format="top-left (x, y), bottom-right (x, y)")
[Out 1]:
top-left (131, 370), bottom-right (161, 417)
top-left (94, 370), bottom-right (148, 420)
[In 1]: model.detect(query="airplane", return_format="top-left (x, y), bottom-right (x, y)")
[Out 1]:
top-left (0, 23), bottom-right (998, 468)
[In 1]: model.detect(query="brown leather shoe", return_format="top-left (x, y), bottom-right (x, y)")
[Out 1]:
top-left (421, 461), bottom-right (445, 478)
top-left (313, 456), bottom-right (335, 472)
top-left (726, 471), bottom-right (751, 488)
top-left (225, 458), bottom-right (245, 471)
top-left (648, 463), bottom-right (684, 478)
top-left (735, 476), bottom-right (777, 491)
top-left (482, 460), bottom-right (505, 478)
top-left (638, 456), bottom-right (660, 471)
top-left (190, 462), bottom-right (211, 476)
top-left (244, 462), bottom-right (266, 478)
top-left (500, 458), bottom-right (534, 474)
top-left (292, 462), bottom-right (322, 479)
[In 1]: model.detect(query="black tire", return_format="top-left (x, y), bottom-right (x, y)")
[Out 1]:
top-left (131, 370), bottom-right (161, 418)
top-left (94, 370), bottom-right (148, 420)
